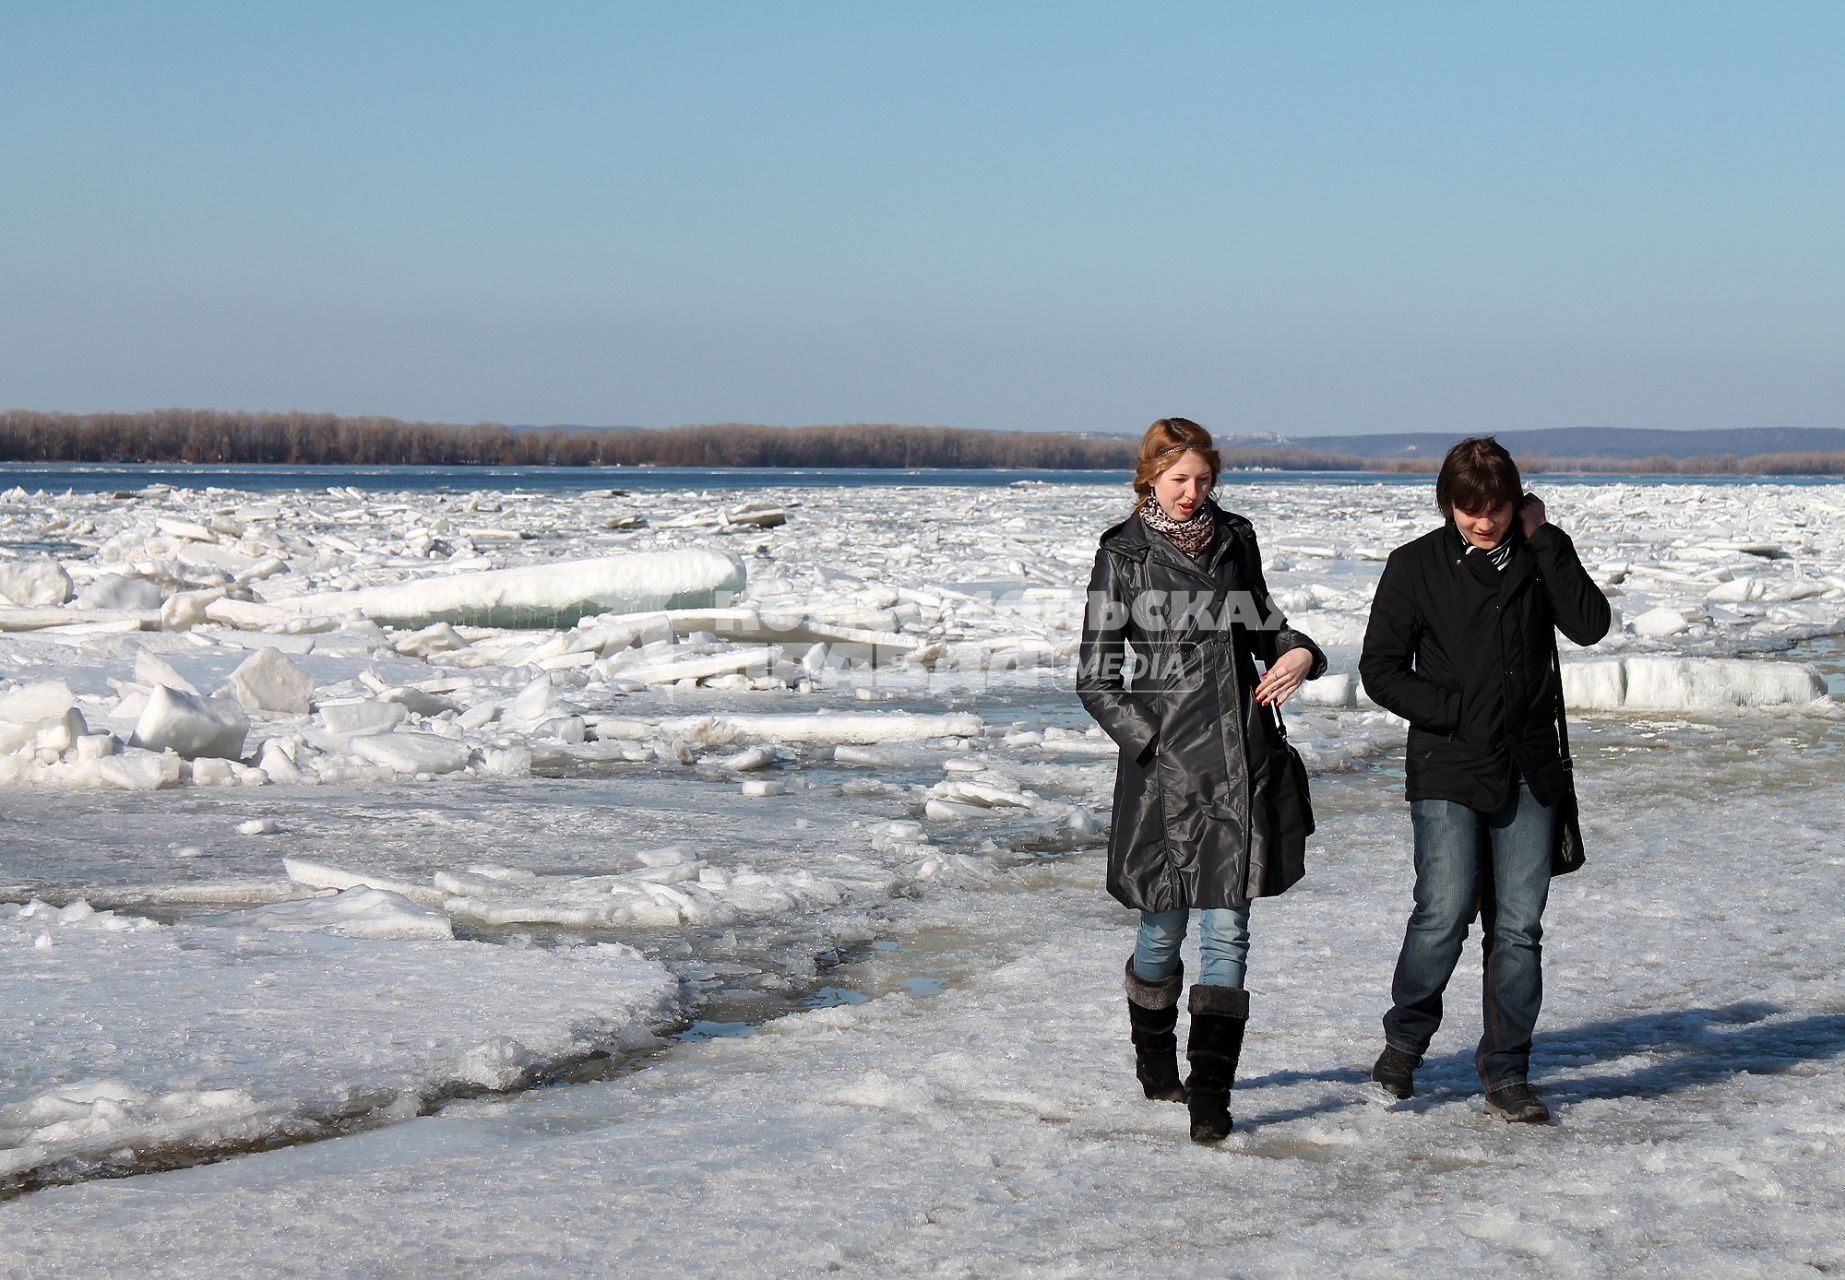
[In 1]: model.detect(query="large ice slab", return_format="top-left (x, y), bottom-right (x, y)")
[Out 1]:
top-left (201, 887), bottom-right (454, 941)
top-left (1562, 656), bottom-right (1830, 711)
top-left (75, 573), bottom-right (165, 611)
top-left (441, 856), bottom-right (896, 930)
top-left (283, 858), bottom-right (447, 908)
top-left (0, 605), bottom-right (154, 633)
top-left (226, 646), bottom-right (314, 715)
top-left (128, 685), bottom-right (250, 759)
top-left (0, 898), bottom-right (677, 1189)
top-left (278, 550), bottom-right (748, 628)
top-left (0, 680), bottom-right (77, 735)
top-left (589, 710), bottom-right (986, 746)
top-left (0, 558), bottom-right (72, 606)
top-left (349, 731), bottom-right (472, 776)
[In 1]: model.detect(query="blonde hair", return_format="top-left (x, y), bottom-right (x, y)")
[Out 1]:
top-left (1132, 417), bottom-right (1221, 510)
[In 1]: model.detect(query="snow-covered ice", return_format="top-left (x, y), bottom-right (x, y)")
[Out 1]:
top-left (129, 685), bottom-right (249, 759)
top-left (1562, 655), bottom-right (1829, 711)
top-left (224, 646), bottom-right (313, 715)
top-left (201, 886), bottom-right (453, 940)
top-left (0, 558), bottom-right (72, 607)
top-left (0, 895), bottom-right (676, 1193)
top-left (0, 475), bottom-right (1841, 1273)
top-left (0, 477), bottom-right (1837, 793)
top-left (3, 708), bottom-right (1840, 1275)
top-left (278, 548), bottom-right (748, 628)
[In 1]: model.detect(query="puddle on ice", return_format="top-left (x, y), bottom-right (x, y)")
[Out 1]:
top-left (663, 916), bottom-right (994, 1048)
top-left (1576, 709), bottom-right (1845, 795)
top-left (0, 539), bottom-right (86, 557)
top-left (1790, 633), bottom-right (1845, 697)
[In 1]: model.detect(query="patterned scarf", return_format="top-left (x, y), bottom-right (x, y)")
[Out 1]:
top-left (1140, 497), bottom-right (1217, 558)
top-left (1458, 526), bottom-right (1515, 570)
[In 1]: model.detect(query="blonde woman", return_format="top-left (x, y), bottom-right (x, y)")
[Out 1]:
top-left (1077, 418), bottom-right (1324, 1142)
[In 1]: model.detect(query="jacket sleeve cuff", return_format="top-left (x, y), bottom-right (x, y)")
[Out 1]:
top-left (1085, 699), bottom-right (1159, 759)
top-left (1276, 630), bottom-right (1328, 681)
top-left (1525, 522), bottom-right (1564, 556)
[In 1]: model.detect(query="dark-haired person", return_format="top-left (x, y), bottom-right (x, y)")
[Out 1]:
top-left (1078, 417), bottom-right (1325, 1143)
top-left (1359, 436), bottom-right (1609, 1123)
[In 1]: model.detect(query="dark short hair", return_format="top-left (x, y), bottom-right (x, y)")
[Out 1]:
top-left (1436, 436), bottom-right (1522, 517)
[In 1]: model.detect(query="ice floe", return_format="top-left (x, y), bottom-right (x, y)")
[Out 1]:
top-left (1562, 656), bottom-right (1829, 711)
top-left (0, 896), bottom-right (677, 1190)
top-left (277, 549), bottom-right (748, 628)
top-left (200, 887), bottom-right (454, 941)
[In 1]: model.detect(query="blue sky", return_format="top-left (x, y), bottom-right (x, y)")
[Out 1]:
top-left (4, 2), bottom-right (1842, 435)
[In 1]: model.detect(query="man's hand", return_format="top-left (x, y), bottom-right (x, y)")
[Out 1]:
top-left (1519, 492), bottom-right (1547, 539)
top-left (1254, 648), bottom-right (1315, 707)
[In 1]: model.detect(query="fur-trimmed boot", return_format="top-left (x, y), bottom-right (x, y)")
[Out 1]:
top-left (1185, 985), bottom-right (1249, 1143)
top-left (1123, 958), bottom-right (1186, 1102)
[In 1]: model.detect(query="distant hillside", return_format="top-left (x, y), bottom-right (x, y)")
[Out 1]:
top-left (1279, 427), bottom-right (1845, 461)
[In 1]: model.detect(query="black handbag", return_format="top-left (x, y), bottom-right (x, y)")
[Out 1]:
top-left (1270, 702), bottom-right (1315, 838)
top-left (1550, 648), bottom-right (1586, 876)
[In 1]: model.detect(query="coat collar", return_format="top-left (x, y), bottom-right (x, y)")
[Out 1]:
top-left (1444, 518), bottom-right (1537, 597)
top-left (1104, 502), bottom-right (1247, 586)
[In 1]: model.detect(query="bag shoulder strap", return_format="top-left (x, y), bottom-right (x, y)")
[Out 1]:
top-left (1536, 567), bottom-right (1575, 773)
top-left (1551, 644), bottom-right (1573, 772)
top-left (1268, 701), bottom-right (1290, 740)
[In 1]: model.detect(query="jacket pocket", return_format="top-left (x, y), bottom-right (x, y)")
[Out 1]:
top-left (1414, 684), bottom-right (1463, 739)
top-left (1408, 724), bottom-right (1463, 764)
top-left (1448, 686), bottom-right (1469, 742)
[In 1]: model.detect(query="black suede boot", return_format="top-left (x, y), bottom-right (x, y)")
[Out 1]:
top-left (1185, 984), bottom-right (1249, 1143)
top-left (1124, 958), bottom-right (1186, 1102)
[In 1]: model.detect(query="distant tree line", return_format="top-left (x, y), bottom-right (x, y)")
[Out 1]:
top-left (0, 410), bottom-right (1362, 471)
top-left (3, 410), bottom-right (1841, 474)
top-left (0, 410), bottom-right (528, 466)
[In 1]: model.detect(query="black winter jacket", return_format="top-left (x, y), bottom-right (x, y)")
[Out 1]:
top-left (1077, 505), bottom-right (1326, 912)
top-left (1359, 520), bottom-right (1611, 810)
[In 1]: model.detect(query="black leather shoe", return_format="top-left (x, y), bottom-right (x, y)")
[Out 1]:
top-left (1370, 1046), bottom-right (1422, 1100)
top-left (1484, 1081), bottom-right (1551, 1124)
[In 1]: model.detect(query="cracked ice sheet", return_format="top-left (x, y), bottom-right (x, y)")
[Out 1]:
top-left (0, 761), bottom-right (944, 903)
top-left (2, 713), bottom-right (1841, 1276)
top-left (0, 899), bottom-right (677, 1189)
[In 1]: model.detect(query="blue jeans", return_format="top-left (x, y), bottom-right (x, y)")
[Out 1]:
top-left (1133, 906), bottom-right (1252, 989)
top-left (1382, 782), bottom-right (1554, 1090)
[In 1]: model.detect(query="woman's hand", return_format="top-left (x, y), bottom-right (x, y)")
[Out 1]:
top-left (1254, 648), bottom-right (1315, 708)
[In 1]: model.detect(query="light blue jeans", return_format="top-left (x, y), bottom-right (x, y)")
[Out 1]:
top-left (1132, 906), bottom-right (1252, 989)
